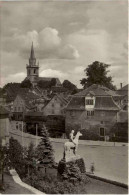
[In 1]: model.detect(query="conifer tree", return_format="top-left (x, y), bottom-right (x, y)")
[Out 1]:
top-left (36, 124), bottom-right (54, 172)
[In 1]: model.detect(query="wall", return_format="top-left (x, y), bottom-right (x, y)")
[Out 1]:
top-left (65, 109), bottom-right (117, 139)
top-left (43, 96), bottom-right (65, 116)
top-left (13, 95), bottom-right (25, 112)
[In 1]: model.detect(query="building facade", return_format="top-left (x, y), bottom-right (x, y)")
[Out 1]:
top-left (65, 84), bottom-right (121, 140)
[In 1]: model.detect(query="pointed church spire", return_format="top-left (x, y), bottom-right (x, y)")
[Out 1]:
top-left (29, 42), bottom-right (36, 66)
top-left (30, 42), bottom-right (35, 59)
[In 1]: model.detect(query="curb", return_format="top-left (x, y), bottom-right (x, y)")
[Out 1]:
top-left (9, 169), bottom-right (45, 194)
top-left (86, 173), bottom-right (128, 189)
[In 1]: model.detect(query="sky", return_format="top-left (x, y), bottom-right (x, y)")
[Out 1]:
top-left (0, 0), bottom-right (128, 89)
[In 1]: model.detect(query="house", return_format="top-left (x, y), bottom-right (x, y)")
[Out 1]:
top-left (41, 94), bottom-right (68, 137)
top-left (0, 106), bottom-right (10, 146)
top-left (43, 94), bottom-right (68, 116)
top-left (65, 84), bottom-right (121, 140)
top-left (0, 83), bottom-right (21, 111)
top-left (116, 84), bottom-right (128, 111)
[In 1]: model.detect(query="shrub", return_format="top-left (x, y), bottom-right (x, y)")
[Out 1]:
top-left (23, 170), bottom-right (88, 194)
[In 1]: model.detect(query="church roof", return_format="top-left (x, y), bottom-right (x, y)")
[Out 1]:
top-left (37, 77), bottom-right (61, 85)
top-left (30, 42), bottom-right (35, 60)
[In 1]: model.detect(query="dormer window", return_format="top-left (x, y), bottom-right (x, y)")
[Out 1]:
top-left (86, 99), bottom-right (94, 105)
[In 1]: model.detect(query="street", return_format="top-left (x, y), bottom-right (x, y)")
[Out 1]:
top-left (52, 142), bottom-right (128, 185)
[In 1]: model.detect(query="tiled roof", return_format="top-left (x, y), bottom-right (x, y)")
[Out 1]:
top-left (0, 83), bottom-right (21, 102)
top-left (116, 84), bottom-right (128, 96)
top-left (18, 88), bottom-right (40, 101)
top-left (66, 95), bottom-right (120, 111)
top-left (56, 94), bottom-right (69, 104)
top-left (74, 84), bottom-right (119, 97)
top-left (38, 77), bottom-right (61, 85)
top-left (95, 96), bottom-right (120, 111)
top-left (66, 96), bottom-right (85, 110)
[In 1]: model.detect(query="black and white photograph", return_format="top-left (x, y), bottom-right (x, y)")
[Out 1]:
top-left (0, 0), bottom-right (128, 194)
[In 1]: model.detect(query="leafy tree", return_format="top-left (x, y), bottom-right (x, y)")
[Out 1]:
top-left (36, 124), bottom-right (54, 173)
top-left (37, 80), bottom-right (50, 89)
top-left (25, 142), bottom-right (37, 176)
top-left (0, 145), bottom-right (9, 189)
top-left (37, 78), bottom-right (57, 89)
top-left (63, 80), bottom-right (77, 91)
top-left (49, 78), bottom-right (57, 87)
top-left (80, 61), bottom-right (116, 90)
top-left (20, 79), bottom-right (32, 88)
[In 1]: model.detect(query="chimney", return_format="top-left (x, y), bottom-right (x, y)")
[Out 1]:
top-left (120, 83), bottom-right (122, 89)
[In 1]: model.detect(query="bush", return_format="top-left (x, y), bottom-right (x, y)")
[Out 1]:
top-left (23, 170), bottom-right (88, 194)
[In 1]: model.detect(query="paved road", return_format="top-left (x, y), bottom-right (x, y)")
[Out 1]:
top-left (52, 142), bottom-right (128, 185)
top-left (0, 173), bottom-right (34, 194)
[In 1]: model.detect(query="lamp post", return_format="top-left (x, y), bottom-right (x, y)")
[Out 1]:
top-left (113, 133), bottom-right (115, 146)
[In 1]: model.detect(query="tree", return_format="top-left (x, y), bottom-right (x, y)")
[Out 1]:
top-left (80, 61), bottom-right (116, 90)
top-left (36, 124), bottom-right (54, 173)
top-left (63, 80), bottom-right (77, 91)
top-left (37, 78), bottom-right (57, 89)
top-left (49, 78), bottom-right (57, 87)
top-left (0, 145), bottom-right (9, 189)
top-left (20, 79), bottom-right (32, 88)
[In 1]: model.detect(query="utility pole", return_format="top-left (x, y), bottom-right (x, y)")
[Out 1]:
top-left (22, 121), bottom-right (24, 147)
top-left (36, 123), bottom-right (38, 147)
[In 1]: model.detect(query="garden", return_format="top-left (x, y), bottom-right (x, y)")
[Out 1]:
top-left (0, 125), bottom-right (90, 194)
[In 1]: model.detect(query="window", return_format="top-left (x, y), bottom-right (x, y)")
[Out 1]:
top-left (87, 110), bottom-right (94, 116)
top-left (52, 110), bottom-right (55, 114)
top-left (86, 99), bottom-right (94, 105)
top-left (101, 112), bottom-right (105, 117)
top-left (52, 103), bottom-right (54, 107)
top-left (100, 128), bottom-right (105, 136)
top-left (60, 103), bottom-right (63, 107)
top-left (18, 107), bottom-right (20, 111)
top-left (70, 111), bottom-right (75, 117)
top-left (19, 124), bottom-right (22, 131)
top-left (34, 69), bottom-right (36, 74)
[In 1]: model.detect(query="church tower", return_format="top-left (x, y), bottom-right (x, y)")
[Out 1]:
top-left (26, 43), bottom-right (39, 86)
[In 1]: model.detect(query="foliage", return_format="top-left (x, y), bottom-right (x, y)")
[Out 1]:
top-left (58, 158), bottom-right (86, 182)
top-left (20, 79), bottom-right (32, 88)
top-left (109, 122), bottom-right (128, 142)
top-left (9, 137), bottom-right (24, 167)
top-left (8, 138), bottom-right (38, 178)
top-left (23, 170), bottom-right (88, 194)
top-left (79, 128), bottom-right (100, 141)
top-left (8, 137), bottom-right (27, 178)
top-left (62, 80), bottom-right (77, 91)
top-left (36, 124), bottom-right (54, 170)
top-left (0, 145), bottom-right (9, 174)
top-left (80, 61), bottom-right (116, 90)
top-left (37, 78), bottom-right (57, 89)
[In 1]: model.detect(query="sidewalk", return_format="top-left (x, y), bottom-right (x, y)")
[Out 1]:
top-left (0, 172), bottom-right (34, 194)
